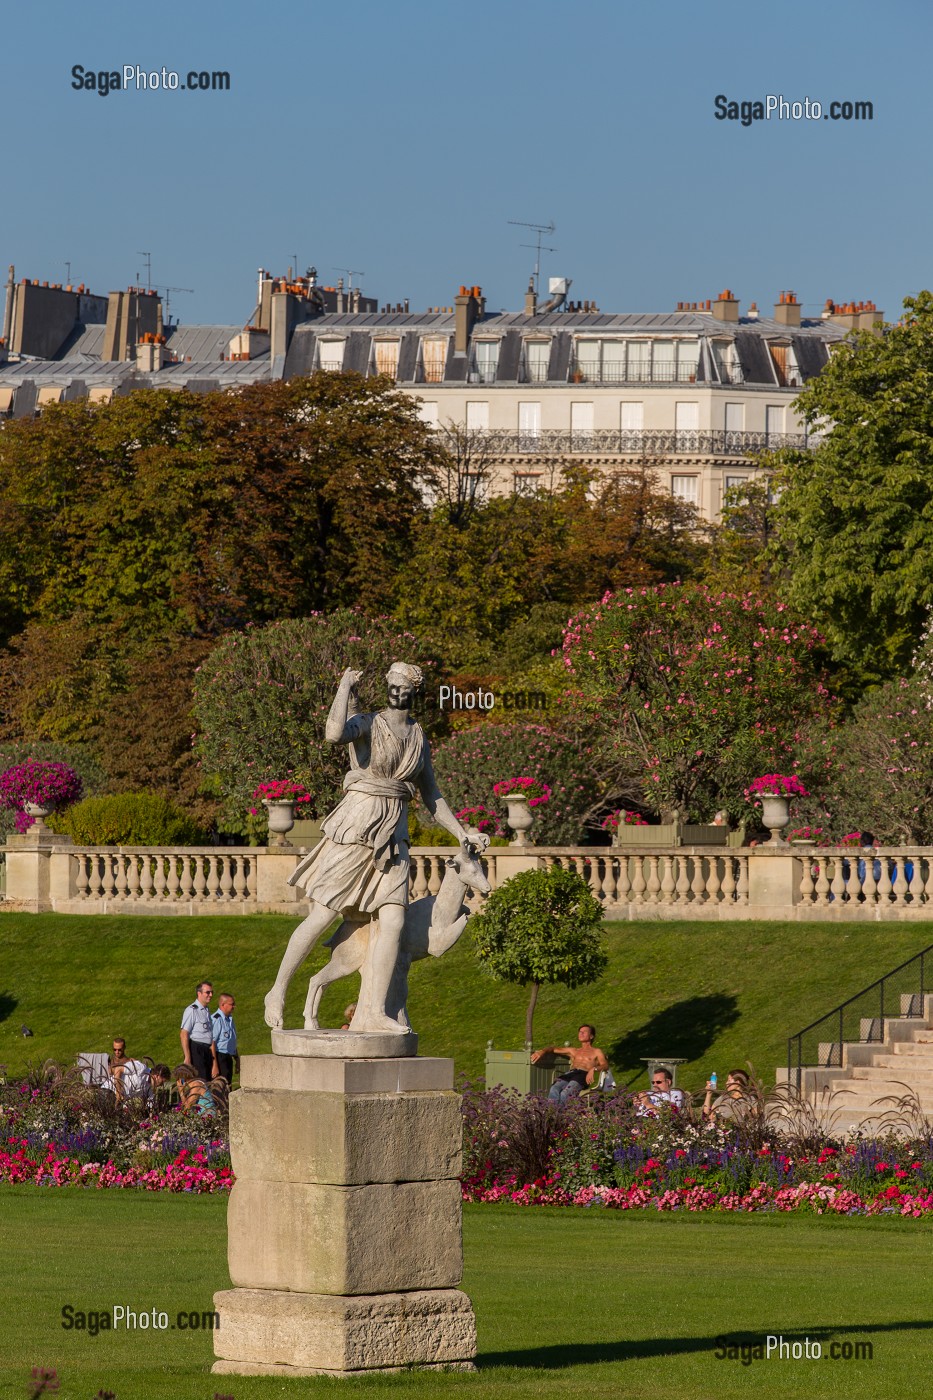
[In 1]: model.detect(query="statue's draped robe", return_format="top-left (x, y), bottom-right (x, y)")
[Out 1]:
top-left (287, 712), bottom-right (427, 915)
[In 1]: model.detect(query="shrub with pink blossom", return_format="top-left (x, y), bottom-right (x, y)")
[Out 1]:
top-left (561, 583), bottom-right (836, 823)
top-left (601, 809), bottom-right (648, 832)
top-left (493, 776), bottom-right (552, 807)
top-left (432, 723), bottom-right (601, 844)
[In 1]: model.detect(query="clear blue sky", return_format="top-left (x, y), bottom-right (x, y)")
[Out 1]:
top-left (2, 0), bottom-right (927, 325)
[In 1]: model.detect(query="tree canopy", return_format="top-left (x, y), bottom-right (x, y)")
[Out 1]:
top-left (771, 292), bottom-right (933, 677)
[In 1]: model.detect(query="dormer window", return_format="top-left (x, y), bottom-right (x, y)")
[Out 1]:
top-left (372, 339), bottom-right (400, 377)
top-left (524, 340), bottom-right (550, 383)
top-left (318, 339), bottom-right (346, 371)
top-left (473, 340), bottom-right (499, 384)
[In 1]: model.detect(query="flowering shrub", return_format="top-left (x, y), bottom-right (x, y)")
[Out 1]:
top-left (839, 831), bottom-right (864, 848)
top-left (787, 826), bottom-right (830, 845)
top-left (0, 761), bottom-right (83, 834)
top-left (432, 723), bottom-right (601, 845)
top-left (455, 805), bottom-right (505, 838)
top-left (194, 611), bottom-right (444, 835)
top-left (744, 774), bottom-right (810, 801)
top-left (493, 776), bottom-right (552, 807)
top-left (48, 792), bottom-right (205, 847)
top-left (561, 584), bottom-right (835, 822)
top-left (601, 809), bottom-right (649, 831)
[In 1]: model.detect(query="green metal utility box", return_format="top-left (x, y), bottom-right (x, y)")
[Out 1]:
top-left (484, 1045), bottom-right (562, 1095)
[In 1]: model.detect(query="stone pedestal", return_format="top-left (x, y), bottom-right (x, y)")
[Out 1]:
top-left (212, 1052), bottom-right (476, 1377)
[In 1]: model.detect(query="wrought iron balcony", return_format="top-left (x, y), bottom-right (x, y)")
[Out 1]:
top-left (461, 428), bottom-right (811, 457)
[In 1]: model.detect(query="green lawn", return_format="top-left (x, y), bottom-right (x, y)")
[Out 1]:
top-left (0, 914), bottom-right (931, 1093)
top-left (0, 1190), bottom-right (928, 1399)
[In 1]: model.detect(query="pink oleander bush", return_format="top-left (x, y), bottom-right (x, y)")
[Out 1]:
top-left (432, 723), bottom-right (601, 844)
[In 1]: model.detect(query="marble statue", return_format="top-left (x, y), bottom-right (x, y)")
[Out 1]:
top-left (263, 662), bottom-right (477, 1037)
top-left (302, 836), bottom-right (491, 1030)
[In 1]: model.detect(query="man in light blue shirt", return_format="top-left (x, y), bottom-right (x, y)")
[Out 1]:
top-left (212, 993), bottom-right (239, 1083)
top-left (180, 981), bottom-right (218, 1083)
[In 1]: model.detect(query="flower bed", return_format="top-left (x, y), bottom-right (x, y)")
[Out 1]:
top-left (0, 1140), bottom-right (232, 1192)
top-left (460, 1082), bottom-right (933, 1217)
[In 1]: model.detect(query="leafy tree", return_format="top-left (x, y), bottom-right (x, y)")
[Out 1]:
top-left (430, 722), bottom-right (603, 844)
top-left (770, 292), bottom-right (933, 677)
top-left (0, 740), bottom-right (105, 842)
top-left (469, 866), bottom-right (607, 1044)
top-left (794, 669), bottom-right (933, 843)
top-left (193, 611), bottom-right (444, 834)
top-left (0, 375), bottom-right (442, 646)
top-left (394, 464), bottom-right (705, 666)
top-left (561, 583), bottom-right (837, 821)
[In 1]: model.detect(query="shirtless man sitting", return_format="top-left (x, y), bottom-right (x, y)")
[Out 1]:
top-left (532, 1024), bottom-right (609, 1104)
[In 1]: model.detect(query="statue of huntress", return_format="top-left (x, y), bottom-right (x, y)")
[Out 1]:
top-left (263, 663), bottom-right (473, 1035)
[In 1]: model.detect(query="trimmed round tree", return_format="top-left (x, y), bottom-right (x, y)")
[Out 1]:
top-left (469, 866), bottom-right (607, 1045)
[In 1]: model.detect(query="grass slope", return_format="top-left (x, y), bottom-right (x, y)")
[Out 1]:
top-left (0, 914), bottom-right (931, 1093)
top-left (0, 1190), bottom-right (929, 1399)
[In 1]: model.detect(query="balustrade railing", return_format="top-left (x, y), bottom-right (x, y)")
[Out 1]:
top-left (797, 849), bottom-right (931, 908)
top-left (72, 848), bottom-right (257, 905)
top-left (542, 849), bottom-right (750, 907)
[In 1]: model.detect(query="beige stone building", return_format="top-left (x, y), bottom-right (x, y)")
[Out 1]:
top-left (0, 268), bottom-right (882, 521)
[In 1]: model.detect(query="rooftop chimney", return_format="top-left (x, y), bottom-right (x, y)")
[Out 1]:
top-left (774, 290), bottom-right (801, 328)
top-left (455, 285), bottom-right (481, 353)
top-left (524, 277), bottom-right (537, 317)
top-left (712, 289), bottom-right (739, 323)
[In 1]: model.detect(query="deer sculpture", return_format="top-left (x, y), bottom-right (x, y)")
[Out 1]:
top-left (302, 833), bottom-right (491, 1031)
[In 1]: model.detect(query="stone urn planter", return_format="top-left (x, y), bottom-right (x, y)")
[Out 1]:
top-left (760, 794), bottom-right (791, 846)
top-left (22, 801), bottom-right (53, 831)
top-left (503, 793), bottom-right (534, 846)
top-left (263, 799), bottom-right (295, 848)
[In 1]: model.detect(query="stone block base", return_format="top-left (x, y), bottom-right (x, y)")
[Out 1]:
top-left (211, 1286), bottom-right (476, 1375)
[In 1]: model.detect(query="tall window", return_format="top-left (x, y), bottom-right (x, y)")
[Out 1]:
top-left (524, 340), bottom-right (550, 382)
top-left (465, 401), bottom-right (489, 431)
top-left (619, 401), bottom-right (644, 448)
top-left (724, 402), bottom-right (745, 433)
top-left (373, 340), bottom-right (400, 377)
top-left (518, 402), bottom-right (541, 449)
top-left (602, 341), bottom-right (627, 382)
top-left (674, 402), bottom-right (699, 449)
top-left (765, 405), bottom-right (784, 443)
top-left (514, 473), bottom-right (543, 496)
top-left (571, 401), bottom-right (594, 449)
top-left (418, 401), bottom-right (438, 427)
top-left (627, 340), bottom-right (650, 380)
top-left (676, 339), bottom-right (699, 380)
top-left (671, 475), bottom-right (699, 505)
top-left (574, 341), bottom-right (601, 382)
top-left (653, 340), bottom-right (676, 382)
top-left (474, 340), bottom-right (499, 384)
top-left (318, 340), bottom-right (345, 371)
top-left (422, 337), bottom-right (448, 383)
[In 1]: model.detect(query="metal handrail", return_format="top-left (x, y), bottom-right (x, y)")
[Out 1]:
top-left (787, 943), bottom-right (933, 1092)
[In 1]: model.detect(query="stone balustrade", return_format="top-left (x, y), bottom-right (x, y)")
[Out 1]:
top-left (3, 833), bottom-right (932, 920)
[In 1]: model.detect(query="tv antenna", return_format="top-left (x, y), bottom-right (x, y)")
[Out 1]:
top-left (137, 251), bottom-right (152, 291)
top-left (161, 285), bottom-right (194, 322)
top-left (334, 266), bottom-right (366, 289)
top-left (64, 260), bottom-right (72, 284)
top-left (508, 219), bottom-right (556, 295)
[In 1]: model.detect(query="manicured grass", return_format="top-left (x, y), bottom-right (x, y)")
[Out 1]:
top-left (0, 1189), bottom-right (928, 1398)
top-left (1, 914), bottom-right (931, 1093)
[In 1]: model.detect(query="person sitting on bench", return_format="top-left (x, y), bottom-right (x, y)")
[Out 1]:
top-left (532, 1024), bottom-right (609, 1104)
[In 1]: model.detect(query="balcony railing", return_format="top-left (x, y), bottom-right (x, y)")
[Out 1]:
top-left (464, 429), bottom-right (810, 457)
top-left (570, 360), bottom-right (719, 385)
